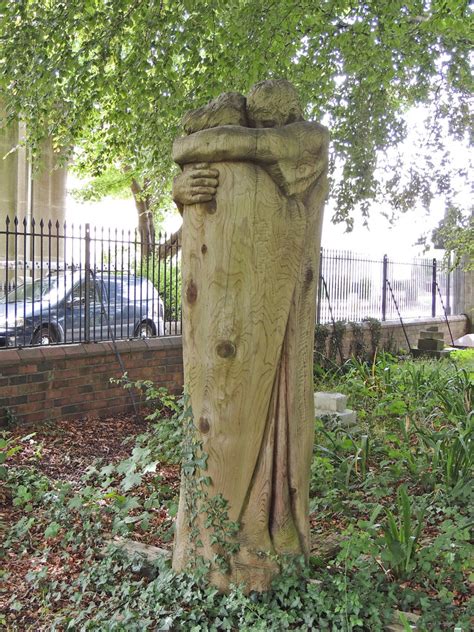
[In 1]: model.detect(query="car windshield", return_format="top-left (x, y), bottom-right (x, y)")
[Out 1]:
top-left (0, 276), bottom-right (63, 304)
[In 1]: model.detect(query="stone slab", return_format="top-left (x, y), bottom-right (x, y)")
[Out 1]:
top-left (412, 348), bottom-right (442, 359)
top-left (439, 347), bottom-right (457, 357)
top-left (453, 333), bottom-right (474, 348)
top-left (314, 391), bottom-right (347, 412)
top-left (419, 330), bottom-right (444, 340)
top-left (418, 338), bottom-right (444, 351)
top-left (105, 537), bottom-right (171, 579)
top-left (315, 408), bottom-right (357, 428)
top-left (385, 609), bottom-right (420, 631)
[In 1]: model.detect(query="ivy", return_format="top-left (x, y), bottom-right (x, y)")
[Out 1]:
top-left (178, 391), bottom-right (241, 575)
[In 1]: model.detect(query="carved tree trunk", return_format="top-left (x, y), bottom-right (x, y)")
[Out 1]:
top-left (170, 86), bottom-right (329, 592)
top-left (173, 159), bottom-right (325, 592)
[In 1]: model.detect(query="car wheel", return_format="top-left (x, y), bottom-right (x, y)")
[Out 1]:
top-left (32, 325), bottom-right (58, 345)
top-left (136, 322), bottom-right (155, 338)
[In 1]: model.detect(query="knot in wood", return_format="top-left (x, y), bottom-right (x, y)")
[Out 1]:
top-left (205, 199), bottom-right (217, 214)
top-left (216, 340), bottom-right (236, 359)
top-left (198, 417), bottom-right (210, 434)
top-left (186, 280), bottom-right (198, 304)
top-left (305, 267), bottom-right (314, 285)
top-left (201, 244), bottom-right (208, 254)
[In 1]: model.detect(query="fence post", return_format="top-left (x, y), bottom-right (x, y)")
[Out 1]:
top-left (382, 254), bottom-right (388, 321)
top-left (316, 247), bottom-right (323, 324)
top-left (431, 258), bottom-right (437, 318)
top-left (84, 223), bottom-right (91, 343)
top-left (446, 253), bottom-right (451, 315)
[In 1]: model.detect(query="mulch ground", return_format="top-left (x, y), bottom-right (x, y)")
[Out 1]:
top-left (2, 413), bottom-right (180, 630)
top-left (5, 414), bottom-right (150, 481)
top-left (3, 415), bottom-right (471, 629)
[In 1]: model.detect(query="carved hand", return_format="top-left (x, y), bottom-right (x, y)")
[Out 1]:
top-left (172, 163), bottom-right (219, 211)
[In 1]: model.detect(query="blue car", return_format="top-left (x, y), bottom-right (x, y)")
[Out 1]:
top-left (0, 273), bottom-right (164, 347)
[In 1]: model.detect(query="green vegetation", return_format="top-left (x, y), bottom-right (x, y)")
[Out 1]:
top-left (1, 1), bottom-right (472, 250)
top-left (2, 354), bottom-right (473, 629)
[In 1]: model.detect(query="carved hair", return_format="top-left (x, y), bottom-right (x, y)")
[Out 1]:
top-left (182, 92), bottom-right (248, 135)
top-left (247, 79), bottom-right (304, 127)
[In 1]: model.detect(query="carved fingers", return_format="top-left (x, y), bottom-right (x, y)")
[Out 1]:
top-left (173, 163), bottom-right (219, 207)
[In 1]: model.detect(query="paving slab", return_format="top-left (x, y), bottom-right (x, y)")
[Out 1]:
top-left (314, 391), bottom-right (347, 412)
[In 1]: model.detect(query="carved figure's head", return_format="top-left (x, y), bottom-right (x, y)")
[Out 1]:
top-left (182, 92), bottom-right (248, 134)
top-left (247, 79), bottom-right (303, 128)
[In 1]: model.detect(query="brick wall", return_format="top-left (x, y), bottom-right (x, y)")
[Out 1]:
top-left (1, 315), bottom-right (469, 426)
top-left (0, 337), bottom-right (183, 426)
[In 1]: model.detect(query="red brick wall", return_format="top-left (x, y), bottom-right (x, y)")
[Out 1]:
top-left (0, 337), bottom-right (183, 425)
top-left (1, 315), bottom-right (469, 425)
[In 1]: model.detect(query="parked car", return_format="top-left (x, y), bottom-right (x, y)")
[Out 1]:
top-left (0, 272), bottom-right (164, 347)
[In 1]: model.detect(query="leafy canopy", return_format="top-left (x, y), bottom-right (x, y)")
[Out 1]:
top-left (0, 0), bottom-right (472, 227)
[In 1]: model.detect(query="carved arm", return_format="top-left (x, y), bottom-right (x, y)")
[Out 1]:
top-left (172, 122), bottom-right (329, 167)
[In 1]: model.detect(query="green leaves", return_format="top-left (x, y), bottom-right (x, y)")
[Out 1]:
top-left (379, 484), bottom-right (426, 579)
top-left (1, 0), bottom-right (472, 231)
top-left (121, 471), bottom-right (143, 492)
top-left (44, 521), bottom-right (61, 538)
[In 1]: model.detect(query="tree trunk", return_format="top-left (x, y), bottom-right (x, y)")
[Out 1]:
top-left (130, 177), bottom-right (155, 259)
top-left (156, 225), bottom-right (182, 259)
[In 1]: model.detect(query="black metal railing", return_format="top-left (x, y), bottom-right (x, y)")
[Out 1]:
top-left (0, 216), bottom-right (463, 349)
top-left (0, 216), bottom-right (181, 348)
top-left (317, 249), bottom-right (461, 324)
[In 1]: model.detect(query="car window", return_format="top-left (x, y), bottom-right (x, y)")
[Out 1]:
top-left (97, 276), bottom-right (158, 301)
top-left (102, 277), bottom-right (125, 301)
top-left (0, 276), bottom-right (61, 304)
top-left (70, 279), bottom-right (101, 303)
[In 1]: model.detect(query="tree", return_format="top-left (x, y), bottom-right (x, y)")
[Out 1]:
top-left (431, 205), bottom-right (474, 269)
top-left (0, 0), bottom-right (472, 243)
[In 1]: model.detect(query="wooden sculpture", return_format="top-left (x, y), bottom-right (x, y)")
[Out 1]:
top-left (172, 80), bottom-right (329, 592)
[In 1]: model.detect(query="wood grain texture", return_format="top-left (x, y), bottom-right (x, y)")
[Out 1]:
top-left (172, 119), bottom-right (328, 592)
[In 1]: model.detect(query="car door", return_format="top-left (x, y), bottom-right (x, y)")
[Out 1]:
top-left (64, 277), bottom-right (103, 342)
top-left (110, 276), bottom-right (139, 340)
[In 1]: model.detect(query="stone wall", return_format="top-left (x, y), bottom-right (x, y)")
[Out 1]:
top-left (0, 337), bottom-right (183, 426)
top-left (316, 315), bottom-right (469, 364)
top-left (0, 110), bottom-right (67, 265)
top-left (453, 267), bottom-right (474, 329)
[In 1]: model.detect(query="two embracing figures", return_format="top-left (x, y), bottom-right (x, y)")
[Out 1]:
top-left (171, 80), bottom-right (329, 592)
